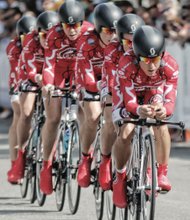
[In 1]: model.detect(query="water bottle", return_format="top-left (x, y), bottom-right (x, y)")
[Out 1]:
top-left (69, 103), bottom-right (78, 121)
top-left (63, 128), bottom-right (70, 151)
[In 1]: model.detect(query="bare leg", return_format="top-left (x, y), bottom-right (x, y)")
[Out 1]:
top-left (17, 92), bottom-right (35, 150)
top-left (153, 125), bottom-right (171, 164)
top-left (80, 101), bottom-right (102, 154)
top-left (8, 100), bottom-right (20, 160)
top-left (41, 97), bottom-right (62, 161)
top-left (113, 123), bottom-right (134, 170)
top-left (101, 104), bottom-right (116, 155)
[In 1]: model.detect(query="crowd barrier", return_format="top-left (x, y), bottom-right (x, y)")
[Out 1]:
top-left (0, 38), bottom-right (190, 129)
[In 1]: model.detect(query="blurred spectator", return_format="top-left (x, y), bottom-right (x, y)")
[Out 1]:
top-left (86, 0), bottom-right (108, 24)
top-left (42, 0), bottom-right (64, 11)
top-left (178, 0), bottom-right (190, 45)
top-left (113, 0), bottom-right (136, 13)
top-left (0, 0), bottom-right (25, 38)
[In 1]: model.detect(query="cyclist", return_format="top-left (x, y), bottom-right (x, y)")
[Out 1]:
top-left (6, 29), bottom-right (22, 184)
top-left (76, 2), bottom-right (122, 188)
top-left (8, 15), bottom-right (37, 183)
top-left (99, 14), bottom-right (145, 190)
top-left (112, 25), bottom-right (179, 208)
top-left (10, 12), bottom-right (59, 183)
top-left (39, 0), bottom-right (93, 195)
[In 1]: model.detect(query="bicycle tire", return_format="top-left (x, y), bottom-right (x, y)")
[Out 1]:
top-left (140, 133), bottom-right (156, 220)
top-left (35, 136), bottom-right (46, 206)
top-left (125, 126), bottom-right (142, 220)
top-left (118, 208), bottom-right (128, 220)
top-left (54, 130), bottom-right (67, 212)
top-left (67, 121), bottom-right (81, 214)
top-left (93, 132), bottom-right (104, 220)
top-left (20, 170), bottom-right (29, 198)
top-left (29, 174), bottom-right (36, 203)
top-left (20, 128), bottom-right (37, 199)
top-left (134, 133), bottom-right (156, 220)
top-left (105, 190), bottom-right (116, 220)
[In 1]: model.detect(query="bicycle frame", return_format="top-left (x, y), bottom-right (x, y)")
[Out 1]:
top-left (120, 118), bottom-right (184, 220)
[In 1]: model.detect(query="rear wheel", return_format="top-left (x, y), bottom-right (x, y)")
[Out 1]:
top-left (67, 122), bottom-right (81, 214)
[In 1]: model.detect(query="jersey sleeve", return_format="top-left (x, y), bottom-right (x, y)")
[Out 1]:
top-left (6, 41), bottom-right (19, 91)
top-left (76, 35), bottom-right (98, 93)
top-left (116, 55), bottom-right (139, 115)
top-left (42, 26), bottom-right (62, 86)
top-left (102, 42), bottom-right (120, 94)
top-left (163, 56), bottom-right (179, 116)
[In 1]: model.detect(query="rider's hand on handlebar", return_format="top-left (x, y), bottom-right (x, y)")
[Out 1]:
top-left (153, 105), bottom-right (167, 120)
top-left (138, 105), bottom-right (155, 118)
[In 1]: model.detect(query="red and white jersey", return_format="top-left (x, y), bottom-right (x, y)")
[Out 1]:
top-left (102, 40), bottom-right (123, 95)
top-left (18, 30), bottom-right (44, 84)
top-left (76, 29), bottom-right (105, 93)
top-left (6, 37), bottom-right (22, 92)
top-left (42, 21), bottom-right (93, 89)
top-left (113, 51), bottom-right (179, 117)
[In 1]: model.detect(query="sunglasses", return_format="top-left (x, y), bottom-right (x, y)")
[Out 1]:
top-left (62, 22), bottom-right (81, 29)
top-left (101, 27), bottom-right (115, 35)
top-left (139, 56), bottom-right (161, 64)
top-left (122, 39), bottom-right (132, 47)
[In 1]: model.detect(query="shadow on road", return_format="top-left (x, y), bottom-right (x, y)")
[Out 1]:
top-left (170, 147), bottom-right (190, 160)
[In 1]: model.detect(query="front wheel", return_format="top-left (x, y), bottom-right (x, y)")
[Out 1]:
top-left (35, 136), bottom-right (46, 206)
top-left (54, 130), bottom-right (67, 212)
top-left (105, 190), bottom-right (116, 220)
top-left (67, 122), bottom-right (81, 214)
top-left (20, 169), bottom-right (29, 198)
top-left (134, 133), bottom-right (156, 220)
top-left (92, 131), bottom-right (104, 220)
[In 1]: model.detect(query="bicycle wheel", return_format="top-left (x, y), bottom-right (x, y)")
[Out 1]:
top-left (20, 169), bottom-right (29, 198)
top-left (118, 208), bottom-right (128, 220)
top-left (125, 127), bottom-right (142, 220)
top-left (20, 129), bottom-right (37, 198)
top-left (29, 174), bottom-right (36, 203)
top-left (36, 136), bottom-right (46, 206)
top-left (28, 129), bottom-right (38, 203)
top-left (105, 159), bottom-right (116, 220)
top-left (128, 132), bottom-right (156, 220)
top-left (105, 190), bottom-right (116, 220)
top-left (138, 133), bottom-right (156, 220)
top-left (92, 132), bottom-right (104, 220)
top-left (54, 129), bottom-right (67, 212)
top-left (67, 121), bottom-right (81, 214)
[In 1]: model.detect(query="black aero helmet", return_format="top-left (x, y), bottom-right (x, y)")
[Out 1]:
top-left (16, 15), bottom-right (36, 36)
top-left (37, 11), bottom-right (59, 31)
top-left (116, 14), bottom-right (145, 42)
top-left (94, 2), bottom-right (123, 33)
top-left (58, 0), bottom-right (85, 24)
top-left (133, 25), bottom-right (165, 58)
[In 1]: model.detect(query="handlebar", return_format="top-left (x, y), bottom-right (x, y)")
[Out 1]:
top-left (50, 89), bottom-right (78, 100)
top-left (118, 118), bottom-right (185, 129)
top-left (20, 84), bottom-right (40, 93)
